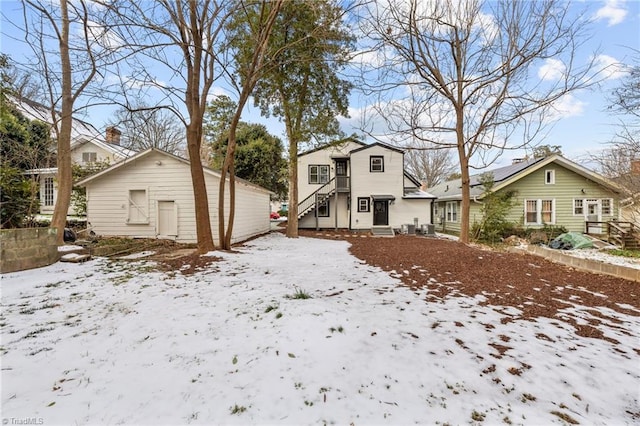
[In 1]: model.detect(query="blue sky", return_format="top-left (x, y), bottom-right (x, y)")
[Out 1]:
top-left (1, 0), bottom-right (638, 170)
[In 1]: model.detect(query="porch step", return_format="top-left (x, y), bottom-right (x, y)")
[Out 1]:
top-left (371, 226), bottom-right (395, 237)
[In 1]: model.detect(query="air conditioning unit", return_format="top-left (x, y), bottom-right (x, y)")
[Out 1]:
top-left (421, 224), bottom-right (436, 236)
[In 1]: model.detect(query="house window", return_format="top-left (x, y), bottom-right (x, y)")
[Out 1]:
top-left (43, 177), bottom-right (54, 206)
top-left (316, 199), bottom-right (330, 217)
top-left (525, 200), bottom-right (538, 223)
top-left (309, 165), bottom-right (330, 184)
top-left (446, 201), bottom-right (458, 222)
top-left (541, 200), bottom-right (554, 223)
top-left (128, 189), bottom-right (149, 224)
top-left (573, 199), bottom-right (583, 215)
top-left (545, 169), bottom-right (555, 184)
top-left (370, 156), bottom-right (384, 172)
top-left (357, 197), bottom-right (370, 212)
top-left (525, 199), bottom-right (555, 224)
top-left (82, 152), bottom-right (97, 163)
top-left (602, 199), bottom-right (612, 215)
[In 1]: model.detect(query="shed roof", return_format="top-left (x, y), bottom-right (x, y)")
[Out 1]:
top-left (76, 148), bottom-right (273, 195)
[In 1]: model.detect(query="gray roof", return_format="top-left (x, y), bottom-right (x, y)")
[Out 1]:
top-left (468, 157), bottom-right (546, 186)
top-left (427, 155), bottom-right (621, 202)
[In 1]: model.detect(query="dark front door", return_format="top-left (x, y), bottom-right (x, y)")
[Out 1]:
top-left (373, 200), bottom-right (388, 226)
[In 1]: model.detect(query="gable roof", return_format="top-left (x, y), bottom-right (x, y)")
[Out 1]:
top-left (428, 155), bottom-right (624, 201)
top-left (404, 171), bottom-right (422, 187)
top-left (71, 138), bottom-right (136, 159)
top-left (9, 95), bottom-right (136, 159)
top-left (349, 141), bottom-right (405, 155)
top-left (298, 137), bottom-right (367, 157)
top-left (76, 148), bottom-right (273, 195)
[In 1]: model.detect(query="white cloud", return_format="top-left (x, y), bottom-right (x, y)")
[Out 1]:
top-left (85, 20), bottom-right (123, 50)
top-left (594, 0), bottom-right (628, 26)
top-left (538, 59), bottom-right (566, 81)
top-left (549, 94), bottom-right (586, 120)
top-left (593, 54), bottom-right (627, 80)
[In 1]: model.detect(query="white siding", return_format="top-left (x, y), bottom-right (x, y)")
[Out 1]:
top-left (72, 142), bottom-right (119, 165)
top-left (350, 145), bottom-right (406, 229)
top-left (85, 151), bottom-right (270, 244)
top-left (298, 141), bottom-right (363, 204)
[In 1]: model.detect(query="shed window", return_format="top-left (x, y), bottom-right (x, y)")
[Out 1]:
top-left (128, 189), bottom-right (149, 224)
top-left (309, 165), bottom-right (330, 184)
top-left (43, 177), bottom-right (54, 206)
top-left (370, 156), bottom-right (384, 172)
top-left (357, 197), bottom-right (370, 212)
top-left (602, 199), bottom-right (612, 215)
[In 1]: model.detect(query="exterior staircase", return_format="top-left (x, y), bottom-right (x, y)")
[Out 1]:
top-left (297, 178), bottom-right (337, 220)
top-left (607, 221), bottom-right (640, 250)
top-left (297, 176), bottom-right (349, 220)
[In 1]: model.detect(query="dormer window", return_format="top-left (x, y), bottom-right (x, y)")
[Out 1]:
top-left (370, 156), bottom-right (384, 172)
top-left (545, 169), bottom-right (555, 185)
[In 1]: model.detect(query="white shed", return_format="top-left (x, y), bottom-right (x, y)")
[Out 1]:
top-left (76, 148), bottom-right (272, 245)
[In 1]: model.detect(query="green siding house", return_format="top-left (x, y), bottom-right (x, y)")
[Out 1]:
top-left (428, 155), bottom-right (624, 236)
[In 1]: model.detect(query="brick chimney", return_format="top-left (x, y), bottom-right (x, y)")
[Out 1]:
top-left (105, 126), bottom-right (121, 145)
top-left (632, 159), bottom-right (640, 176)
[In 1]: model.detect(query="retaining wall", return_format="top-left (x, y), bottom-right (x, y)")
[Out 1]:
top-left (1, 228), bottom-right (59, 274)
top-left (515, 245), bottom-right (640, 283)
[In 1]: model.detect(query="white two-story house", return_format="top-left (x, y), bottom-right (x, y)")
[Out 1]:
top-left (12, 96), bottom-right (136, 215)
top-left (297, 139), bottom-right (436, 234)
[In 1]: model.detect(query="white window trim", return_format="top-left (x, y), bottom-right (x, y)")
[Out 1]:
top-left (545, 169), bottom-right (555, 185)
top-left (82, 152), bottom-right (97, 163)
top-left (601, 198), bottom-right (613, 216)
top-left (572, 198), bottom-right (584, 216)
top-left (309, 165), bottom-right (330, 184)
top-left (43, 177), bottom-right (55, 207)
top-left (445, 201), bottom-right (458, 223)
top-left (524, 199), bottom-right (556, 225)
top-left (127, 188), bottom-right (149, 224)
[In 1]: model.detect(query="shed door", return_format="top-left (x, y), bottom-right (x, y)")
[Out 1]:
top-left (157, 201), bottom-right (178, 237)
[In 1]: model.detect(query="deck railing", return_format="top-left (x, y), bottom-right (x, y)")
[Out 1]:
top-left (586, 220), bottom-right (638, 249)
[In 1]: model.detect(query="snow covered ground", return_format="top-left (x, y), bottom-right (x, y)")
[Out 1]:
top-left (1, 233), bottom-right (638, 425)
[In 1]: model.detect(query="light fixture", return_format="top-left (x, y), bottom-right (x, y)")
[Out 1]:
top-left (581, 188), bottom-right (586, 194)
top-left (155, 160), bottom-right (162, 166)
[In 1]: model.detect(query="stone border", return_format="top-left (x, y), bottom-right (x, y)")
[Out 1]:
top-left (512, 245), bottom-right (640, 283)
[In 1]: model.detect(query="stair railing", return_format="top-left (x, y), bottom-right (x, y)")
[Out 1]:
top-left (297, 177), bottom-right (336, 218)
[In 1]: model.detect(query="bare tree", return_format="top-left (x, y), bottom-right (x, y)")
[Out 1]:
top-left (404, 141), bottom-right (456, 188)
top-left (104, 0), bottom-right (235, 253)
top-left (20, 0), bottom-right (111, 244)
top-left (593, 51), bottom-right (640, 224)
top-left (357, 0), bottom-right (603, 243)
top-left (217, 0), bottom-right (284, 249)
top-left (109, 104), bottom-right (185, 155)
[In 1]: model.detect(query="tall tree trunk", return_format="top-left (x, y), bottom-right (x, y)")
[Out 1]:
top-left (286, 130), bottom-right (299, 238)
top-left (219, 113), bottom-right (241, 250)
top-left (187, 123), bottom-right (215, 253)
top-left (50, 0), bottom-right (72, 245)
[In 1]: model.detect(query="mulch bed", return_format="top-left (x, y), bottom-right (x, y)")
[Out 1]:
top-left (298, 230), bottom-right (639, 345)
